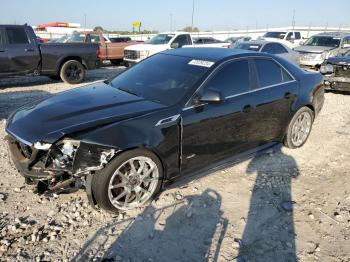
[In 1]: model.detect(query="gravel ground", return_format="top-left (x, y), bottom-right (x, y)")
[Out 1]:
top-left (0, 68), bottom-right (349, 262)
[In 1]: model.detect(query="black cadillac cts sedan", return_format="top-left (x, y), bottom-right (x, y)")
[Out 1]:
top-left (6, 48), bottom-right (324, 212)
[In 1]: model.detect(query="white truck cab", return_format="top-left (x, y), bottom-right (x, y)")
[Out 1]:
top-left (123, 32), bottom-right (192, 66)
top-left (260, 31), bottom-right (303, 48)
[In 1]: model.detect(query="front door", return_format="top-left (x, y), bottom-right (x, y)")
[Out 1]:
top-left (181, 58), bottom-right (255, 173)
top-left (0, 28), bottom-right (10, 74)
top-left (4, 26), bottom-right (40, 74)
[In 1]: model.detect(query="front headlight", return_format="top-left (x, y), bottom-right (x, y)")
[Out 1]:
top-left (34, 141), bottom-right (52, 150)
top-left (51, 139), bottom-right (80, 169)
top-left (320, 64), bottom-right (334, 74)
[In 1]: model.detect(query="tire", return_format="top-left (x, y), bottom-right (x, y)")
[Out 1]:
top-left (91, 149), bottom-right (163, 213)
top-left (123, 61), bottom-right (130, 67)
top-left (284, 106), bottom-right (314, 149)
top-left (110, 59), bottom-right (123, 66)
top-left (48, 75), bottom-right (61, 81)
top-left (59, 60), bottom-right (85, 84)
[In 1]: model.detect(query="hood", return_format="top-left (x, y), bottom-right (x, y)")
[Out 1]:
top-left (294, 45), bottom-right (335, 53)
top-left (327, 55), bottom-right (350, 65)
top-left (6, 82), bottom-right (165, 144)
top-left (125, 43), bottom-right (169, 53)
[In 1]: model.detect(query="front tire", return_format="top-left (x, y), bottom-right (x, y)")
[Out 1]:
top-left (284, 106), bottom-right (314, 149)
top-left (91, 149), bottom-right (163, 213)
top-left (60, 60), bottom-right (85, 84)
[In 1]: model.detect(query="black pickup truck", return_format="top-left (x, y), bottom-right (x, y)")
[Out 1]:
top-left (0, 24), bottom-right (100, 84)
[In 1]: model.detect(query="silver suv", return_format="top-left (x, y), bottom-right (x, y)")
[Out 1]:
top-left (294, 32), bottom-right (350, 69)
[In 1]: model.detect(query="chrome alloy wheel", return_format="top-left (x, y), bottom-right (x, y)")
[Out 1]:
top-left (108, 156), bottom-right (159, 210)
top-left (291, 112), bottom-right (312, 147)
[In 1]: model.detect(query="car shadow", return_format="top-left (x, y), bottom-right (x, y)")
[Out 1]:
top-left (72, 189), bottom-right (228, 262)
top-left (0, 90), bottom-right (52, 120)
top-left (237, 144), bottom-right (299, 262)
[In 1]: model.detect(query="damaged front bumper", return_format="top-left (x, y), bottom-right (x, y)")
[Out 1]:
top-left (323, 75), bottom-right (350, 92)
top-left (6, 134), bottom-right (117, 183)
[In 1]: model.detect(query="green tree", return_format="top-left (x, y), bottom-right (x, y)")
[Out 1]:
top-left (182, 26), bottom-right (200, 32)
top-left (93, 26), bottom-right (104, 33)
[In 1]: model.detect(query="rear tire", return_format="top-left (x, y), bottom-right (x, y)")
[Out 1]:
top-left (60, 60), bottom-right (85, 84)
top-left (110, 59), bottom-right (123, 66)
top-left (91, 149), bottom-right (163, 213)
top-left (284, 106), bottom-right (314, 149)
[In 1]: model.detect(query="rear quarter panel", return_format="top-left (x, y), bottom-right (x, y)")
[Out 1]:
top-left (102, 42), bottom-right (140, 60)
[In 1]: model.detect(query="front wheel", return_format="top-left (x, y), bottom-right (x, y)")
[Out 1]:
top-left (91, 149), bottom-right (163, 212)
top-left (60, 60), bottom-right (85, 84)
top-left (284, 106), bottom-right (314, 149)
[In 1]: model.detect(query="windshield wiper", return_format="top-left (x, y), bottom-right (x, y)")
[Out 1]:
top-left (118, 86), bottom-right (139, 97)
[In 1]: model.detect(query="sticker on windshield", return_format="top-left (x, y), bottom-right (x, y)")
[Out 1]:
top-left (249, 45), bottom-right (260, 49)
top-left (188, 59), bottom-right (215, 68)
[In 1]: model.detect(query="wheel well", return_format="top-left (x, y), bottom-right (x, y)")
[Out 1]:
top-left (58, 56), bottom-right (86, 73)
top-left (305, 104), bottom-right (315, 115)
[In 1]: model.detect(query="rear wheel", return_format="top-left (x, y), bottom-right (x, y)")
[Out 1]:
top-left (110, 59), bottom-right (123, 66)
top-left (91, 149), bottom-right (163, 212)
top-left (284, 107), bottom-right (314, 149)
top-left (60, 60), bottom-right (85, 84)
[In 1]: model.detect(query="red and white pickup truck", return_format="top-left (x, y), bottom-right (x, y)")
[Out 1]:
top-left (53, 32), bottom-right (141, 65)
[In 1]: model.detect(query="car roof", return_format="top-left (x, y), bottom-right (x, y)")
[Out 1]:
top-left (313, 32), bottom-right (350, 37)
top-left (161, 48), bottom-right (256, 62)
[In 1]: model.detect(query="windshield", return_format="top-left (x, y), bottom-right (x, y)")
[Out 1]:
top-left (110, 54), bottom-right (210, 106)
top-left (146, 34), bottom-right (174, 45)
top-left (263, 32), bottom-right (286, 39)
top-left (234, 43), bottom-right (262, 51)
top-left (54, 34), bottom-right (85, 43)
top-left (304, 36), bottom-right (341, 47)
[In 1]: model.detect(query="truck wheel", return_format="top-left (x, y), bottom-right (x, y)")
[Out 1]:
top-left (123, 61), bottom-right (130, 67)
top-left (284, 106), bottom-right (314, 149)
top-left (60, 60), bottom-right (85, 84)
top-left (91, 149), bottom-right (163, 213)
top-left (110, 59), bottom-right (123, 66)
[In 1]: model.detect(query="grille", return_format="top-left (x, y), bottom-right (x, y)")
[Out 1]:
top-left (124, 50), bottom-right (139, 60)
top-left (334, 65), bottom-right (350, 77)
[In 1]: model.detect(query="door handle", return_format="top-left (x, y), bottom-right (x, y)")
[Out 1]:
top-left (284, 92), bottom-right (293, 99)
top-left (242, 105), bottom-right (252, 113)
top-left (25, 48), bottom-right (34, 52)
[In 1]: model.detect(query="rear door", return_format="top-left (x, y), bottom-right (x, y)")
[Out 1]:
top-left (0, 27), bottom-right (10, 73)
top-left (4, 26), bottom-right (40, 73)
top-left (250, 57), bottom-right (299, 142)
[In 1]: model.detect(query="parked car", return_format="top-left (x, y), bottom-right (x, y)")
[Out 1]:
top-left (260, 30), bottom-right (303, 48)
top-left (6, 48), bottom-right (324, 212)
top-left (233, 40), bottom-right (300, 65)
top-left (0, 25), bottom-right (100, 84)
top-left (53, 31), bottom-right (139, 65)
top-left (320, 49), bottom-right (350, 92)
top-left (36, 36), bottom-right (49, 44)
top-left (225, 36), bottom-right (251, 45)
top-left (123, 32), bottom-right (230, 66)
top-left (294, 32), bottom-right (350, 70)
top-left (193, 37), bottom-right (231, 47)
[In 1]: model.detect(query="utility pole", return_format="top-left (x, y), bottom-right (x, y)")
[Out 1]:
top-left (170, 13), bottom-right (173, 31)
top-left (191, 0), bottom-right (195, 31)
top-left (84, 13), bottom-right (87, 30)
top-left (292, 9), bottom-right (295, 29)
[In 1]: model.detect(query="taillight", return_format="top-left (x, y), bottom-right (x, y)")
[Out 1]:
top-left (227, 44), bottom-right (232, 48)
top-left (96, 48), bottom-right (101, 58)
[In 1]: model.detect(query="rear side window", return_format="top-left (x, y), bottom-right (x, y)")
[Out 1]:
top-left (205, 59), bottom-right (250, 97)
top-left (254, 59), bottom-right (293, 88)
top-left (262, 43), bottom-right (288, 54)
top-left (295, 32), bottom-right (301, 40)
top-left (172, 35), bottom-right (191, 47)
top-left (286, 32), bottom-right (293, 40)
top-left (6, 27), bottom-right (29, 44)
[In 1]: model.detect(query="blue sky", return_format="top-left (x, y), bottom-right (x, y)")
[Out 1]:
top-left (1, 0), bottom-right (349, 31)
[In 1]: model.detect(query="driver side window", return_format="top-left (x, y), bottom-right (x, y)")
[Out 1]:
top-left (204, 59), bottom-right (250, 97)
top-left (172, 35), bottom-right (191, 48)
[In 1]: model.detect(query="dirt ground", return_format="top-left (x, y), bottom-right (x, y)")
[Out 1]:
top-left (0, 67), bottom-right (349, 262)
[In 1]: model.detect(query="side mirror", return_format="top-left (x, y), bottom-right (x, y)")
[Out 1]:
top-left (170, 42), bottom-right (179, 48)
top-left (198, 89), bottom-right (224, 103)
